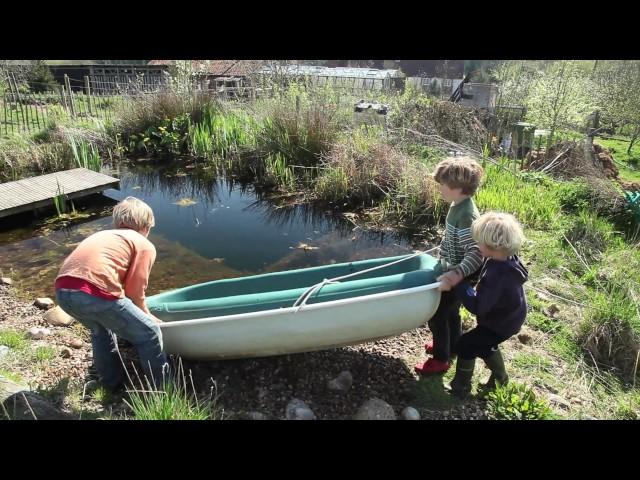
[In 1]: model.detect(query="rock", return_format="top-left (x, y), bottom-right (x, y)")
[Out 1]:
top-left (2, 391), bottom-right (72, 420)
top-left (547, 394), bottom-right (571, 409)
top-left (401, 406), bottom-right (421, 420)
top-left (1, 374), bottom-right (72, 419)
top-left (327, 370), bottom-right (353, 393)
top-left (60, 347), bottom-right (73, 359)
top-left (245, 411), bottom-right (269, 420)
top-left (535, 291), bottom-right (550, 302)
top-left (353, 398), bottom-right (396, 420)
top-left (83, 380), bottom-right (100, 395)
top-left (285, 399), bottom-right (317, 420)
top-left (44, 306), bottom-right (75, 327)
top-left (0, 374), bottom-right (28, 403)
top-left (1, 277), bottom-right (13, 286)
top-left (517, 333), bottom-right (533, 345)
top-left (68, 338), bottom-right (84, 349)
top-left (544, 304), bottom-right (560, 317)
top-left (27, 327), bottom-right (51, 340)
top-left (34, 298), bottom-right (55, 310)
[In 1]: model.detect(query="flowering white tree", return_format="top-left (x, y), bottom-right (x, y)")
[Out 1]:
top-left (593, 60), bottom-right (640, 155)
top-left (525, 60), bottom-right (595, 142)
top-left (491, 60), bottom-right (538, 108)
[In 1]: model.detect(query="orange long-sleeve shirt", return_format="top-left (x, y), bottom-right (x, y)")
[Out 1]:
top-left (55, 228), bottom-right (157, 313)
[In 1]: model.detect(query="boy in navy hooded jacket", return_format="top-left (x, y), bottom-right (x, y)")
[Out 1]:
top-left (438, 211), bottom-right (528, 398)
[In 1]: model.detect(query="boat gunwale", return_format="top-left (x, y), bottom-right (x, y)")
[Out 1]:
top-left (159, 281), bottom-right (441, 328)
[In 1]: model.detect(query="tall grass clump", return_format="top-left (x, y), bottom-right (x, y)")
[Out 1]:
top-left (576, 244), bottom-right (640, 383)
top-left (123, 359), bottom-right (222, 420)
top-left (256, 84), bottom-right (347, 167)
top-left (314, 128), bottom-right (407, 205)
top-left (68, 137), bottom-right (101, 171)
top-left (313, 127), bottom-right (446, 226)
top-left (578, 286), bottom-right (640, 383)
top-left (189, 104), bottom-right (258, 159)
top-left (114, 91), bottom-right (213, 139)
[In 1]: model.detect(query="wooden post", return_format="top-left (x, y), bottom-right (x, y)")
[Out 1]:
top-left (85, 75), bottom-right (94, 116)
top-left (32, 93), bottom-right (42, 129)
top-left (10, 73), bottom-right (28, 133)
top-left (3, 94), bottom-right (8, 135)
top-left (88, 76), bottom-right (97, 116)
top-left (32, 94), bottom-right (41, 130)
top-left (64, 75), bottom-right (76, 118)
top-left (58, 85), bottom-right (67, 114)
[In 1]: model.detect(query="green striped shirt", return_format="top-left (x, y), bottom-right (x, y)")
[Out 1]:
top-left (440, 197), bottom-right (483, 277)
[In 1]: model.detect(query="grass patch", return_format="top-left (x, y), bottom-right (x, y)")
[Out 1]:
top-left (527, 311), bottom-right (563, 334)
top-left (476, 166), bottom-right (561, 230)
top-left (549, 329), bottom-right (582, 362)
top-left (32, 345), bottom-right (56, 363)
top-left (0, 329), bottom-right (28, 350)
top-left (411, 374), bottom-right (462, 411)
top-left (512, 351), bottom-right (554, 373)
top-left (0, 368), bottom-right (23, 384)
top-left (596, 137), bottom-right (640, 167)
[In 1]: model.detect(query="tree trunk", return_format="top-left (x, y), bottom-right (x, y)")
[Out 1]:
top-left (627, 124), bottom-right (640, 155)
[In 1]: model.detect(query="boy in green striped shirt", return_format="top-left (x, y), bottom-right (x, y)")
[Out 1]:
top-left (415, 157), bottom-right (484, 375)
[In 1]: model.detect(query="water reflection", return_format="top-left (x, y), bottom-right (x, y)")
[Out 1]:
top-left (0, 162), bottom-right (415, 298)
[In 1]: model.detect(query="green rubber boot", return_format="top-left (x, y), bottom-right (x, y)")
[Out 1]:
top-left (448, 357), bottom-right (475, 398)
top-left (478, 348), bottom-right (509, 396)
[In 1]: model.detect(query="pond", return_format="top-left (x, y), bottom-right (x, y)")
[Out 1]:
top-left (0, 162), bottom-right (417, 299)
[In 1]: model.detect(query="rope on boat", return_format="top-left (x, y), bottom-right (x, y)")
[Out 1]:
top-left (292, 246), bottom-right (441, 311)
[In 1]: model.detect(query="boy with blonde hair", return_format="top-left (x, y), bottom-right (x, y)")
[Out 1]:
top-left (55, 196), bottom-right (168, 392)
top-left (415, 156), bottom-right (485, 375)
top-left (444, 211), bottom-right (529, 398)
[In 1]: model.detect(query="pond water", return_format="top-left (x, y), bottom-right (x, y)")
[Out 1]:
top-left (0, 162), bottom-right (417, 298)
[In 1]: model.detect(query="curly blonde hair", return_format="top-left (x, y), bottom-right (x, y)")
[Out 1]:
top-left (472, 212), bottom-right (524, 255)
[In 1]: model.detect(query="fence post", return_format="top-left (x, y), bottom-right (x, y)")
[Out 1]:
top-left (32, 93), bottom-right (41, 130)
top-left (3, 93), bottom-right (8, 135)
top-left (10, 73), bottom-right (28, 133)
top-left (59, 85), bottom-right (68, 115)
top-left (84, 76), bottom-right (93, 116)
top-left (64, 75), bottom-right (76, 118)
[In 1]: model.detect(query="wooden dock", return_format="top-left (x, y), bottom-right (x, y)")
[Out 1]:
top-left (0, 168), bottom-right (120, 218)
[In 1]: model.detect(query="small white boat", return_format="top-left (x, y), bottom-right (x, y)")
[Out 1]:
top-left (149, 253), bottom-right (441, 360)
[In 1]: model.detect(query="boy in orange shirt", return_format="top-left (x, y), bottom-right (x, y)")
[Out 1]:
top-left (55, 196), bottom-right (168, 391)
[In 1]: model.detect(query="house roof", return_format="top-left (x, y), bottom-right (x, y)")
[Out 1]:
top-left (259, 65), bottom-right (404, 79)
top-left (148, 60), bottom-right (266, 76)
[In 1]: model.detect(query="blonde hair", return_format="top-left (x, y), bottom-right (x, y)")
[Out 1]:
top-left (472, 212), bottom-right (524, 256)
top-left (112, 196), bottom-right (155, 232)
top-left (433, 156), bottom-right (484, 195)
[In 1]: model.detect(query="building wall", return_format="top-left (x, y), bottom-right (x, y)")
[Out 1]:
top-left (459, 83), bottom-right (498, 112)
top-left (406, 76), bottom-right (462, 95)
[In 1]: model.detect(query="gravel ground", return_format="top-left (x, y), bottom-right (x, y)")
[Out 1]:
top-left (0, 283), bottom-right (489, 420)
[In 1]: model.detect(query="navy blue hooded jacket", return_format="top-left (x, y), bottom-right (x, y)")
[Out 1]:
top-left (453, 255), bottom-right (529, 338)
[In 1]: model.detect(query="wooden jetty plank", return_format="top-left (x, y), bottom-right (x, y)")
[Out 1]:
top-left (0, 168), bottom-right (120, 218)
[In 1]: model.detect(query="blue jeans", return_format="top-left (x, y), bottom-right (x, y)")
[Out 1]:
top-left (56, 289), bottom-right (168, 390)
